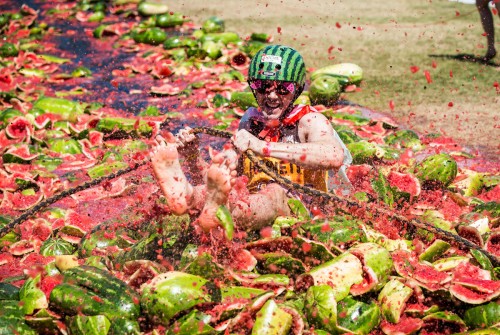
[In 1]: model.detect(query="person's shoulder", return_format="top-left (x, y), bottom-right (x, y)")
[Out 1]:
top-left (298, 106), bottom-right (328, 122)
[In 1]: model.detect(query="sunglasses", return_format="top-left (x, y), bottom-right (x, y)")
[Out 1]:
top-left (249, 80), bottom-right (295, 95)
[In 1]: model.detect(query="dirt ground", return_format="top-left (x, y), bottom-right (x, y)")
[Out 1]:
top-left (169, 0), bottom-right (500, 161)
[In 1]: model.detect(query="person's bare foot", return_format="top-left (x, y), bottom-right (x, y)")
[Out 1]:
top-left (197, 158), bottom-right (234, 232)
top-left (150, 135), bottom-right (192, 215)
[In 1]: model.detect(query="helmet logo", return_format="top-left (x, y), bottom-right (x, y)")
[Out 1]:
top-left (261, 55), bottom-right (282, 64)
top-left (262, 71), bottom-right (276, 76)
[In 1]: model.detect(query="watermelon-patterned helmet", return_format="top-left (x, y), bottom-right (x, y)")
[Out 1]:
top-left (248, 45), bottom-right (306, 87)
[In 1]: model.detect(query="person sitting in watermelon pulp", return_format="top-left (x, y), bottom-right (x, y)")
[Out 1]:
top-left (151, 45), bottom-right (352, 233)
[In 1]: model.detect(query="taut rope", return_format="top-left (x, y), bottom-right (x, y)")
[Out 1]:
top-left (1, 126), bottom-right (499, 266)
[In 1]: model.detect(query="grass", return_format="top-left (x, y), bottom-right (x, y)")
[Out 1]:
top-left (169, 0), bottom-right (499, 159)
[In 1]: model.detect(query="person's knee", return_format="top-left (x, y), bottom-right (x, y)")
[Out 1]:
top-left (264, 184), bottom-right (291, 215)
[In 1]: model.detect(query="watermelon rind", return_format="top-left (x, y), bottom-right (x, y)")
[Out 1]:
top-left (307, 252), bottom-right (364, 302)
top-left (378, 279), bottom-right (413, 323)
top-left (304, 284), bottom-right (348, 334)
top-left (418, 239), bottom-right (451, 263)
top-left (309, 76), bottom-right (342, 107)
top-left (166, 310), bottom-right (215, 335)
top-left (349, 242), bottom-right (394, 293)
top-left (39, 238), bottom-right (76, 256)
top-left (415, 153), bottom-right (458, 188)
top-left (252, 299), bottom-right (293, 335)
top-left (67, 314), bottom-right (111, 335)
top-left (463, 301), bottom-right (500, 329)
top-left (337, 295), bottom-right (381, 335)
top-left (310, 63), bottom-right (363, 86)
top-left (140, 271), bottom-right (215, 326)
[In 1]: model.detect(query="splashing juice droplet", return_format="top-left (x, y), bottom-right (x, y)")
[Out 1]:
top-left (410, 66), bottom-right (420, 73)
top-left (335, 22), bottom-right (341, 28)
top-left (432, 61), bottom-right (437, 68)
top-left (321, 222), bottom-right (331, 232)
top-left (389, 100), bottom-right (395, 111)
top-left (448, 102), bottom-right (454, 107)
top-left (302, 242), bottom-right (312, 253)
top-left (277, 26), bottom-right (282, 34)
top-left (424, 70), bottom-right (432, 83)
top-left (450, 70), bottom-right (453, 78)
top-left (260, 226), bottom-right (273, 238)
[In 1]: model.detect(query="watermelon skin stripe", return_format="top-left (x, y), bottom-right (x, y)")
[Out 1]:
top-left (49, 283), bottom-right (125, 320)
top-left (62, 266), bottom-right (140, 319)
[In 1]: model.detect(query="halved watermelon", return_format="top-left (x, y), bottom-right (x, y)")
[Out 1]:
top-left (380, 314), bottom-right (423, 335)
top-left (387, 170), bottom-right (421, 198)
top-left (5, 116), bottom-right (34, 141)
top-left (2, 144), bottom-right (39, 164)
top-left (449, 261), bottom-right (500, 304)
top-left (392, 250), bottom-right (451, 291)
top-left (4, 187), bottom-right (44, 211)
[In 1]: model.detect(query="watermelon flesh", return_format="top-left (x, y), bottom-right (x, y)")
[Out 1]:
top-left (0, 2), bottom-right (499, 334)
top-left (449, 261), bottom-right (500, 304)
top-left (387, 171), bottom-right (421, 198)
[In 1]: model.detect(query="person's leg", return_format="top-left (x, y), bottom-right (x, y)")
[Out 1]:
top-left (150, 138), bottom-right (194, 215)
top-left (477, 0), bottom-right (497, 60)
top-left (196, 159), bottom-right (234, 232)
top-left (230, 183), bottom-right (292, 231)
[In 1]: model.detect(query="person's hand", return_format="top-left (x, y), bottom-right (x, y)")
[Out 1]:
top-left (209, 147), bottom-right (238, 170)
top-left (232, 129), bottom-right (263, 154)
top-left (175, 126), bottom-right (199, 157)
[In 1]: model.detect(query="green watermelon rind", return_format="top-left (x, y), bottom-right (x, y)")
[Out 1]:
top-left (415, 153), bottom-right (458, 187)
top-left (463, 302), bottom-right (500, 329)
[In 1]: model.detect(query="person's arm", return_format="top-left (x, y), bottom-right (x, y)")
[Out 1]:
top-left (233, 113), bottom-right (344, 170)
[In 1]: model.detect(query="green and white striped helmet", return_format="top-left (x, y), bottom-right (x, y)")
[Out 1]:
top-left (248, 45), bottom-right (306, 87)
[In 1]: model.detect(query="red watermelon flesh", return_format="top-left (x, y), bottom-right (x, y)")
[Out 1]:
top-left (449, 261), bottom-right (500, 304)
top-left (349, 249), bottom-right (378, 295)
top-left (485, 232), bottom-right (500, 257)
top-left (380, 316), bottom-right (423, 335)
top-left (478, 184), bottom-right (500, 202)
top-left (4, 188), bottom-right (44, 211)
top-left (63, 210), bottom-right (94, 234)
top-left (451, 262), bottom-right (500, 294)
top-left (346, 164), bottom-right (376, 195)
top-left (39, 274), bottom-right (63, 300)
top-left (392, 250), bottom-right (450, 291)
top-left (449, 283), bottom-right (500, 304)
top-left (5, 117), bottom-right (33, 140)
top-left (3, 144), bottom-right (39, 162)
top-left (349, 265), bottom-right (377, 295)
top-left (452, 261), bottom-right (491, 281)
top-left (387, 171), bottom-right (421, 197)
top-left (0, 170), bottom-right (19, 191)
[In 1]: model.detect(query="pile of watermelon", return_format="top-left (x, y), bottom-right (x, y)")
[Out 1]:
top-left (0, 1), bottom-right (499, 334)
